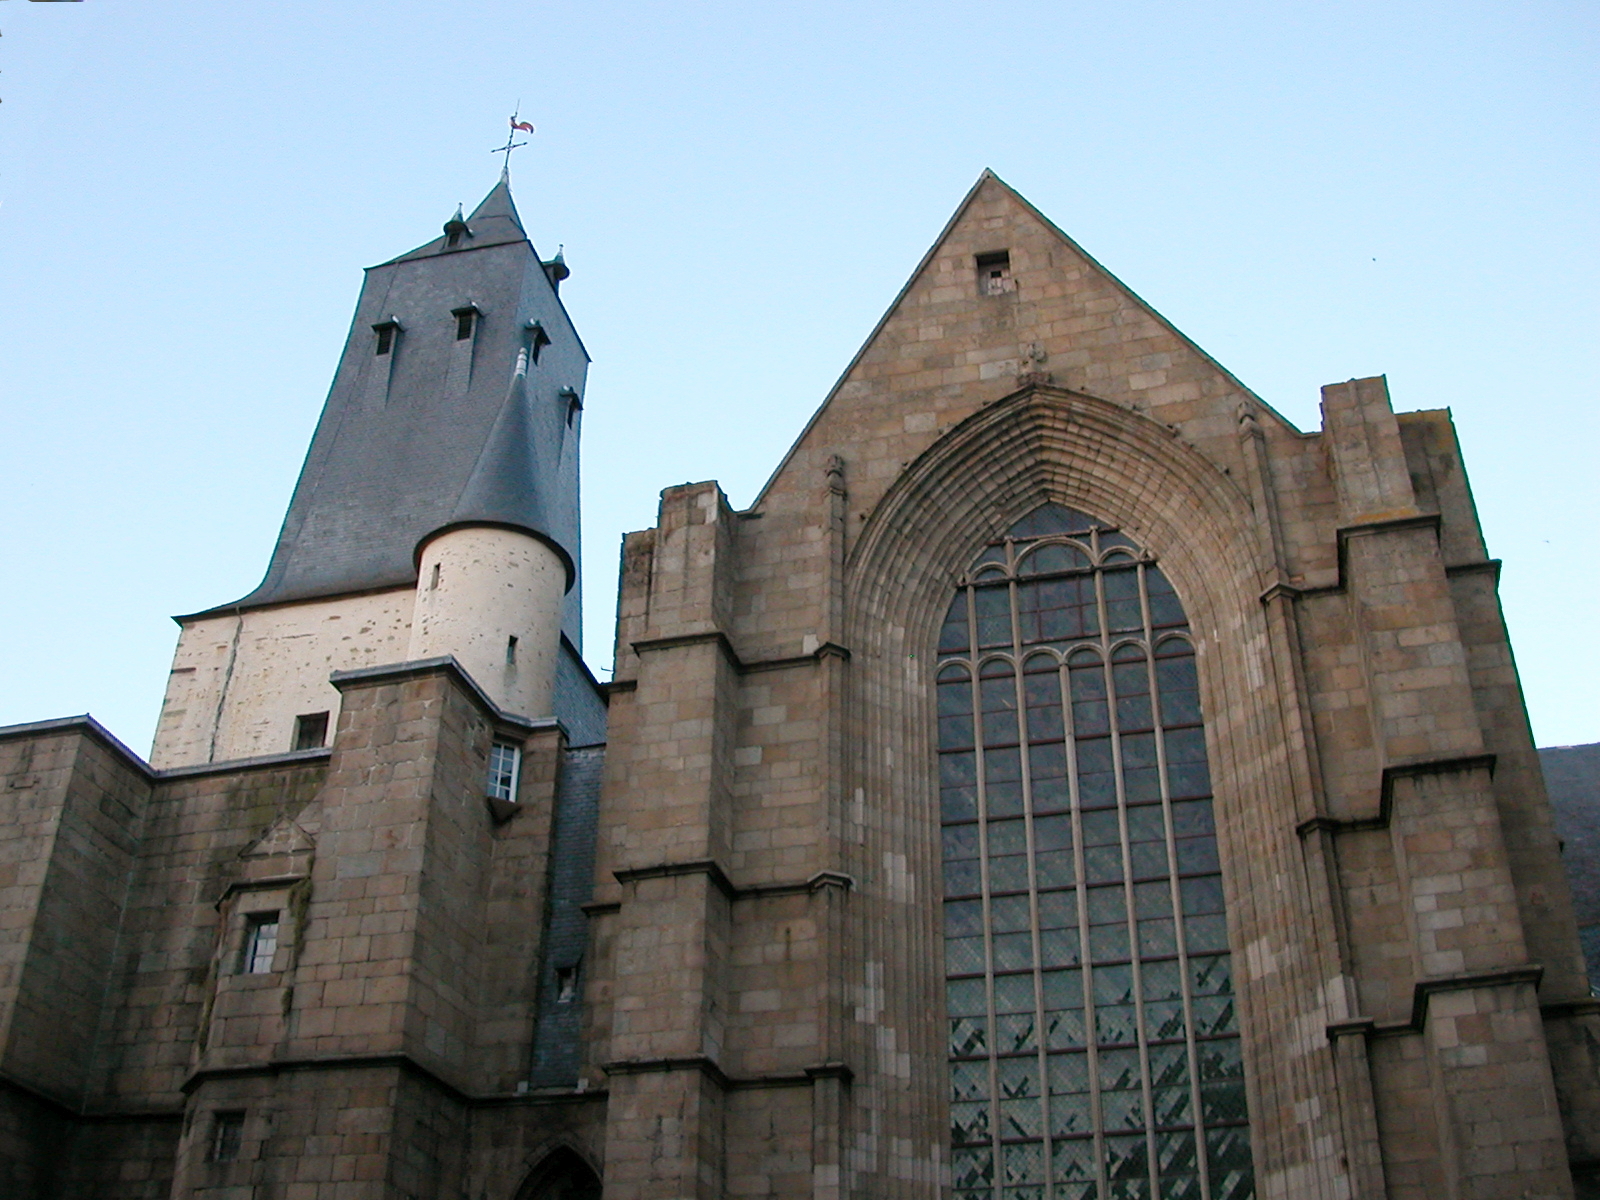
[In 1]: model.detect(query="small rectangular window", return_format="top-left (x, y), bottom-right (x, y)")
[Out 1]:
top-left (293, 711), bottom-right (329, 751)
top-left (487, 742), bottom-right (520, 803)
top-left (209, 1111), bottom-right (245, 1163)
top-left (976, 250), bottom-right (1013, 296)
top-left (453, 307), bottom-right (478, 341)
top-left (374, 324), bottom-right (396, 355)
top-left (242, 914), bottom-right (280, 974)
top-left (556, 965), bottom-right (579, 1003)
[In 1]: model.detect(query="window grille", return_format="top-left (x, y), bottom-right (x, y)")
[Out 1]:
top-left (937, 503), bottom-right (1254, 1200)
top-left (242, 914), bottom-right (279, 975)
top-left (488, 742), bottom-right (520, 804)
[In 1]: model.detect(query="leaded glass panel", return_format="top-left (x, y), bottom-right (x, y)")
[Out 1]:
top-left (939, 505), bottom-right (1254, 1199)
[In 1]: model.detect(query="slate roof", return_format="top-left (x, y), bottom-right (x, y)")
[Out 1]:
top-left (1541, 742), bottom-right (1600, 989)
top-left (200, 176), bottom-right (589, 647)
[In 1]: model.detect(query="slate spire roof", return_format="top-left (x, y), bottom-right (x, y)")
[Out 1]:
top-left (436, 349), bottom-right (567, 578)
top-left (390, 175), bottom-right (529, 261)
top-left (203, 176), bottom-right (588, 638)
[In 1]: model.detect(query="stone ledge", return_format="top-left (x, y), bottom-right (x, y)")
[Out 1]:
top-left (622, 631), bottom-right (850, 682)
top-left (1325, 964), bottom-right (1545, 1041)
top-left (157, 746), bottom-right (332, 781)
top-left (0, 713), bottom-right (153, 777)
top-left (610, 859), bottom-right (856, 904)
top-left (602, 1055), bottom-right (853, 1092)
top-left (182, 1051), bottom-right (601, 1108)
top-left (1295, 752), bottom-right (1497, 837)
top-left (330, 654), bottom-right (566, 741)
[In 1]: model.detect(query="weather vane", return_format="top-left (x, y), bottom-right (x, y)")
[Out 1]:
top-left (494, 106), bottom-right (535, 174)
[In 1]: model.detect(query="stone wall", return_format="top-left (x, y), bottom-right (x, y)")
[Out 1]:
top-left (581, 173), bottom-right (1600, 1200)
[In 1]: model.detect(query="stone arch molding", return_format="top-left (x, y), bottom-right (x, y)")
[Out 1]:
top-left (845, 382), bottom-right (1268, 662)
top-left (836, 383), bottom-right (1337, 1193)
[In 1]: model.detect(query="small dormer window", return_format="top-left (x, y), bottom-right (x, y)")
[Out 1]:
top-left (373, 320), bottom-right (399, 356)
top-left (559, 386), bottom-right (582, 428)
top-left (976, 250), bottom-right (1013, 296)
top-left (525, 320), bottom-right (551, 364)
top-left (453, 306), bottom-right (479, 341)
top-left (443, 206), bottom-right (469, 250)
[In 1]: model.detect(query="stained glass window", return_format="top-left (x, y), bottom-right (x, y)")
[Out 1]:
top-left (939, 503), bottom-right (1254, 1200)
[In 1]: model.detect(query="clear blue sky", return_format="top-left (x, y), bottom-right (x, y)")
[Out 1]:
top-left (0, 1), bottom-right (1594, 752)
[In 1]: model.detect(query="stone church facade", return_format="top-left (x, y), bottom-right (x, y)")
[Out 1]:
top-left (2, 171), bottom-right (1597, 1200)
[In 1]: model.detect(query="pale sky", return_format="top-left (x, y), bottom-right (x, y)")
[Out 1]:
top-left (0, 1), bottom-right (1594, 751)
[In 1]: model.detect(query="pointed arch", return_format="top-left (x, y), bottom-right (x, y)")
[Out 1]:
top-left (839, 383), bottom-right (1347, 1196)
top-left (513, 1145), bottom-right (601, 1200)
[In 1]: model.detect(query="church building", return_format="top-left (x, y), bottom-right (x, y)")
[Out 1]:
top-left (2, 170), bottom-right (1597, 1200)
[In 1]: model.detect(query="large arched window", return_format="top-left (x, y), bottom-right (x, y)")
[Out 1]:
top-left (937, 504), bottom-right (1253, 1200)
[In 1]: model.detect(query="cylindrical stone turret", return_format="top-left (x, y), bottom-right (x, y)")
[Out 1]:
top-left (407, 525), bottom-right (567, 719)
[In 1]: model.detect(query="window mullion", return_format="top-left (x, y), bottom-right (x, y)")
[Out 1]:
top-left (1104, 636), bottom-right (1156, 1197)
top-left (1060, 657), bottom-right (1103, 1197)
top-left (1009, 574), bottom-right (1053, 1200)
top-left (967, 585), bottom-right (1001, 1200)
top-left (1129, 580), bottom-right (1162, 1194)
top-left (1147, 588), bottom-right (1211, 1200)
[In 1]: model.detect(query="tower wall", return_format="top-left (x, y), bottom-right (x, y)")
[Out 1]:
top-left (408, 525), bottom-right (568, 720)
top-left (149, 588), bottom-right (414, 769)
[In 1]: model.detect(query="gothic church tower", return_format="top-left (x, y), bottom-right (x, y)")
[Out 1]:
top-left (0, 177), bottom-right (609, 1200)
top-left (152, 175), bottom-right (600, 768)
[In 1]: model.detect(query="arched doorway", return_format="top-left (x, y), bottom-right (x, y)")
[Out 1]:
top-left (514, 1146), bottom-right (601, 1200)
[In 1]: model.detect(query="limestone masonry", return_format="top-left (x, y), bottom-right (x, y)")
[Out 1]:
top-left (2, 171), bottom-right (1597, 1200)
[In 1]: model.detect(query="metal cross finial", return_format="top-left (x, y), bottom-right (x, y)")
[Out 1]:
top-left (493, 106), bottom-right (534, 175)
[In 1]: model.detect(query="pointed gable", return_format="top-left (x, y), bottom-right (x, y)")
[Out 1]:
top-left (753, 170), bottom-right (1282, 521)
top-left (240, 814), bottom-right (316, 860)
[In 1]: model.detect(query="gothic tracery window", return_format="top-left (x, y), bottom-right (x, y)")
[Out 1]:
top-left (938, 503), bottom-right (1254, 1200)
